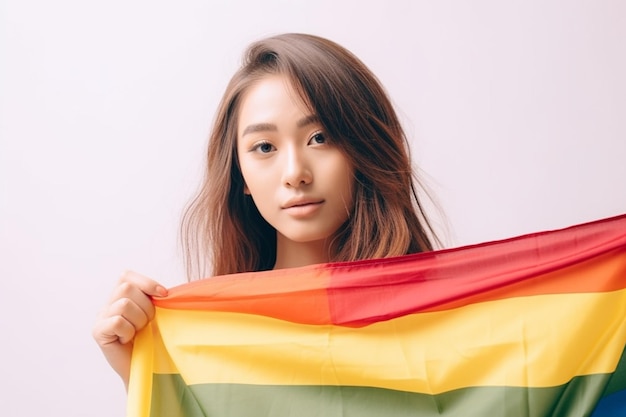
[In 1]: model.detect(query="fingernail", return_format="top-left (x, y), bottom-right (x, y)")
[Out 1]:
top-left (156, 286), bottom-right (168, 297)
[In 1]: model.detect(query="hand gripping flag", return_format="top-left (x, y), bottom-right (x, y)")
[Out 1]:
top-left (127, 214), bottom-right (626, 416)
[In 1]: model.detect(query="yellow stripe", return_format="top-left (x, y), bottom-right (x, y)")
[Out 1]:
top-left (146, 289), bottom-right (626, 394)
top-left (127, 321), bottom-right (154, 416)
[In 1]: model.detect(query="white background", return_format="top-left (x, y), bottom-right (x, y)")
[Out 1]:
top-left (1, 1), bottom-right (625, 415)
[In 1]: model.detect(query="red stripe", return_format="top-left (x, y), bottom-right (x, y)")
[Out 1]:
top-left (156, 214), bottom-right (626, 327)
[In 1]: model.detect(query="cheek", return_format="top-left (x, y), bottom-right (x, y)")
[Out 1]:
top-left (328, 157), bottom-right (355, 209)
top-left (238, 152), bottom-right (260, 195)
top-left (238, 161), bottom-right (251, 195)
top-left (336, 156), bottom-right (355, 191)
top-left (241, 169), bottom-right (259, 196)
top-left (239, 162), bottom-right (273, 203)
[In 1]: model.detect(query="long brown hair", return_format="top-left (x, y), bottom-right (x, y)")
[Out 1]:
top-left (182, 33), bottom-right (438, 279)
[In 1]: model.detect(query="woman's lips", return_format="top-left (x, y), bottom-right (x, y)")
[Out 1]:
top-left (282, 200), bottom-right (324, 217)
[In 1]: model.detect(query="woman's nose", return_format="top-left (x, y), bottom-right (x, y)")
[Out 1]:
top-left (282, 147), bottom-right (312, 188)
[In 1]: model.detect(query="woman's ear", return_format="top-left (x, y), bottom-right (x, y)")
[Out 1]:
top-left (243, 184), bottom-right (251, 195)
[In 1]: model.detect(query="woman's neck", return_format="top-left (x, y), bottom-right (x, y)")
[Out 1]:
top-left (273, 234), bottom-right (331, 270)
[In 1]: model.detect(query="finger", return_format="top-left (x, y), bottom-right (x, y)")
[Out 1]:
top-left (117, 270), bottom-right (168, 298)
top-left (93, 315), bottom-right (137, 346)
top-left (109, 281), bottom-right (156, 321)
top-left (108, 296), bottom-right (152, 332)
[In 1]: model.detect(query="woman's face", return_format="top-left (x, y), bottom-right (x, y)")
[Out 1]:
top-left (236, 75), bottom-right (354, 264)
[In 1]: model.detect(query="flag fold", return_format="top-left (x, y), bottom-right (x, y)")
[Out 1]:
top-left (128, 214), bottom-right (626, 416)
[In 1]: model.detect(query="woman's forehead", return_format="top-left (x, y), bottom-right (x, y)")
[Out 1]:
top-left (237, 76), bottom-right (314, 131)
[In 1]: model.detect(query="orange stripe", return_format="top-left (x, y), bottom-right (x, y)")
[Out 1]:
top-left (156, 266), bottom-right (333, 325)
top-left (155, 214), bottom-right (626, 327)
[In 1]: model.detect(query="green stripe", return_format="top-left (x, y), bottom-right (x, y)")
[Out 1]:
top-left (148, 373), bottom-right (615, 417)
top-left (602, 344), bottom-right (626, 397)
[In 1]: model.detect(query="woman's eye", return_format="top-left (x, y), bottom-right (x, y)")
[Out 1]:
top-left (309, 132), bottom-right (327, 145)
top-left (251, 141), bottom-right (275, 154)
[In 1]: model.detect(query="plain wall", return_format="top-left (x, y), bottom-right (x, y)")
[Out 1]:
top-left (1, 1), bottom-right (625, 415)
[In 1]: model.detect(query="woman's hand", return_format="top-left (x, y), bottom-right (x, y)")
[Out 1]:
top-left (92, 271), bottom-right (168, 389)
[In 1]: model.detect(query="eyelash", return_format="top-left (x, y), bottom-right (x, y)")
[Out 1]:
top-left (249, 131), bottom-right (328, 154)
top-left (250, 140), bottom-right (275, 154)
top-left (308, 131), bottom-right (327, 145)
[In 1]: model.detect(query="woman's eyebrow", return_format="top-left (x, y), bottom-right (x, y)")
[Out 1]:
top-left (242, 115), bottom-right (320, 137)
top-left (241, 123), bottom-right (277, 136)
top-left (297, 114), bottom-right (320, 128)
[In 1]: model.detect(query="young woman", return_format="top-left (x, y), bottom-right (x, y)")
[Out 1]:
top-left (92, 33), bottom-right (438, 388)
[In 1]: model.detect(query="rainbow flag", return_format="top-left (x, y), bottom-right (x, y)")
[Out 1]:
top-left (127, 214), bottom-right (626, 416)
